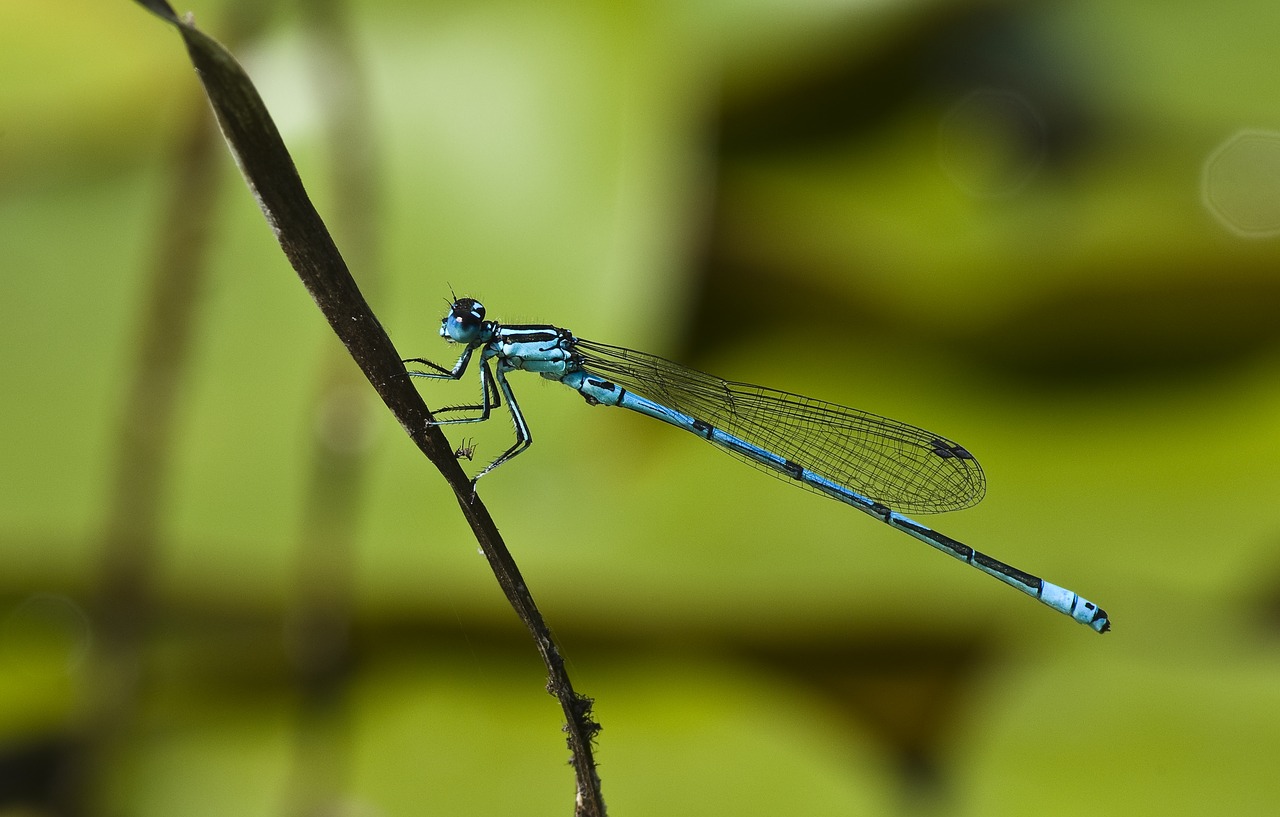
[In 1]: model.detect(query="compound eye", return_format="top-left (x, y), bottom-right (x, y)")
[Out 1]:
top-left (451, 297), bottom-right (485, 327)
top-left (440, 297), bottom-right (487, 342)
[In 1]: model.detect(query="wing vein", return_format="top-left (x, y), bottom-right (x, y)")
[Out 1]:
top-left (574, 338), bottom-right (985, 514)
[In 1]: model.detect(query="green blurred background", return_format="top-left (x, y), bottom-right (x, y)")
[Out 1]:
top-left (4, 0), bottom-right (1280, 814)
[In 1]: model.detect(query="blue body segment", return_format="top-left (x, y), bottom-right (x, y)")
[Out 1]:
top-left (404, 298), bottom-right (1111, 634)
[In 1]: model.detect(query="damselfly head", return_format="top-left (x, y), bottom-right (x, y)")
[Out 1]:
top-left (440, 297), bottom-right (487, 343)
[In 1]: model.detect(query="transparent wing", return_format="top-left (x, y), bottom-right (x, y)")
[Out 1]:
top-left (573, 338), bottom-right (986, 514)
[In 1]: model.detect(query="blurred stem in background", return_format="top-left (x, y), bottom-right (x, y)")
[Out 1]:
top-left (81, 3), bottom-right (277, 814)
top-left (283, 0), bottom-right (383, 814)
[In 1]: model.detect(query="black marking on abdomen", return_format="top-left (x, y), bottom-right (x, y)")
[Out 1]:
top-left (782, 460), bottom-right (803, 479)
top-left (894, 516), bottom-right (975, 560)
top-left (972, 551), bottom-right (1041, 589)
top-left (691, 419), bottom-right (714, 440)
top-left (1089, 606), bottom-right (1112, 632)
top-left (924, 531), bottom-right (974, 561)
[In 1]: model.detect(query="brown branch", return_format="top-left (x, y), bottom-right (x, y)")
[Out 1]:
top-left (132, 2), bottom-right (605, 813)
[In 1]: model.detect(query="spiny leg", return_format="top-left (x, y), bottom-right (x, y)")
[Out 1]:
top-left (430, 358), bottom-right (505, 422)
top-left (404, 348), bottom-right (501, 423)
top-left (469, 364), bottom-right (533, 486)
top-left (402, 345), bottom-right (475, 380)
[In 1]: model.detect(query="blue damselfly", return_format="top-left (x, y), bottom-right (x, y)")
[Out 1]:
top-left (405, 297), bottom-right (1110, 633)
